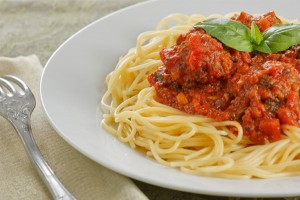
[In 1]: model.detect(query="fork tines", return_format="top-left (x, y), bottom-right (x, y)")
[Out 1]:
top-left (0, 75), bottom-right (29, 95)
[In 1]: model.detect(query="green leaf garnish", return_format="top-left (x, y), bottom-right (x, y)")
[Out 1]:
top-left (195, 18), bottom-right (253, 52)
top-left (251, 22), bottom-right (263, 45)
top-left (253, 42), bottom-right (272, 54)
top-left (261, 24), bottom-right (300, 53)
top-left (194, 18), bottom-right (300, 54)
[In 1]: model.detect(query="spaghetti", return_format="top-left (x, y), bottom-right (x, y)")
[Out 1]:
top-left (101, 12), bottom-right (300, 179)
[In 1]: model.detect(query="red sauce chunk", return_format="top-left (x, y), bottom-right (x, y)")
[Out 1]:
top-left (148, 11), bottom-right (300, 144)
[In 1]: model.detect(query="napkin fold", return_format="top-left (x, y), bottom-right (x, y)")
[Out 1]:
top-left (0, 55), bottom-right (148, 200)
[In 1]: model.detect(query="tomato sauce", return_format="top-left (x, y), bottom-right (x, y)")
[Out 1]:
top-left (148, 11), bottom-right (300, 144)
top-left (231, 11), bottom-right (282, 32)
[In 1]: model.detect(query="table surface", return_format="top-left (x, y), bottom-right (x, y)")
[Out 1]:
top-left (0, 0), bottom-right (292, 199)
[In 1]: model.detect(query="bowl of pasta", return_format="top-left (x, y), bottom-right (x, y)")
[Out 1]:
top-left (41, 0), bottom-right (300, 197)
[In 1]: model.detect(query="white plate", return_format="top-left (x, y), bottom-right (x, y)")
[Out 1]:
top-left (41, 0), bottom-right (300, 197)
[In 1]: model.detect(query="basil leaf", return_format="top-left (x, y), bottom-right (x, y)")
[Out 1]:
top-left (253, 42), bottom-right (272, 54)
top-left (251, 22), bottom-right (263, 45)
top-left (195, 18), bottom-right (253, 52)
top-left (261, 24), bottom-right (300, 53)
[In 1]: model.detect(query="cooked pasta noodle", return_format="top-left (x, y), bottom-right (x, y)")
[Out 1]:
top-left (101, 13), bottom-right (300, 179)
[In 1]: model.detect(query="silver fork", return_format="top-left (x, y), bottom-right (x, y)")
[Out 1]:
top-left (0, 75), bottom-right (76, 200)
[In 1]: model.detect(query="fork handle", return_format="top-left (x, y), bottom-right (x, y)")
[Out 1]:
top-left (12, 119), bottom-right (76, 200)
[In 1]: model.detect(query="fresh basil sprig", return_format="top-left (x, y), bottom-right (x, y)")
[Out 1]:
top-left (194, 18), bottom-right (300, 54)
